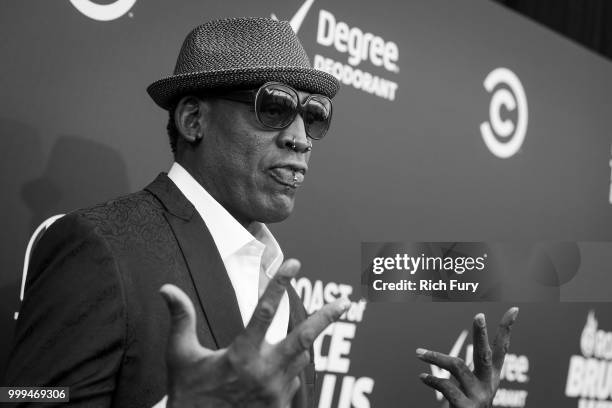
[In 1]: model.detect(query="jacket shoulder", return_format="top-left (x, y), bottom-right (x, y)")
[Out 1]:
top-left (71, 188), bottom-right (183, 277)
top-left (32, 189), bottom-right (173, 271)
top-left (68, 190), bottom-right (166, 245)
top-left (75, 190), bottom-right (162, 228)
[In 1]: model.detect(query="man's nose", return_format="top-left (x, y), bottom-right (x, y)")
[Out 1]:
top-left (277, 114), bottom-right (311, 153)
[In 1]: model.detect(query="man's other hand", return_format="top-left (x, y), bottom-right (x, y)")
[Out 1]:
top-left (416, 307), bottom-right (519, 408)
top-left (159, 259), bottom-right (350, 408)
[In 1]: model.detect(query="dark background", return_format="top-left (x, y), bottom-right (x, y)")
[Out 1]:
top-left (1, 0), bottom-right (611, 406)
top-left (495, 0), bottom-right (612, 60)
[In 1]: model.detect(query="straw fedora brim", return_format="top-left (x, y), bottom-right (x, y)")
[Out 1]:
top-left (147, 66), bottom-right (340, 110)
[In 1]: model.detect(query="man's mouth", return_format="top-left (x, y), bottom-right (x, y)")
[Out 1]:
top-left (269, 166), bottom-right (305, 188)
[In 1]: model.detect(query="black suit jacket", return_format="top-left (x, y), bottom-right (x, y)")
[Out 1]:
top-left (4, 174), bottom-right (315, 407)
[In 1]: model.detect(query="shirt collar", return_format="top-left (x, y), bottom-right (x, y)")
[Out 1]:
top-left (247, 222), bottom-right (284, 278)
top-left (167, 162), bottom-right (283, 272)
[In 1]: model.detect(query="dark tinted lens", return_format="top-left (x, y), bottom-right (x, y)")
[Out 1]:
top-left (256, 87), bottom-right (297, 128)
top-left (303, 96), bottom-right (332, 139)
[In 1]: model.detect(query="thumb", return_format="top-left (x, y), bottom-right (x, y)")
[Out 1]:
top-left (160, 284), bottom-right (200, 358)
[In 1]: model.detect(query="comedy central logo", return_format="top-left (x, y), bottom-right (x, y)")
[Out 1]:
top-left (70, 0), bottom-right (136, 21)
top-left (480, 68), bottom-right (528, 159)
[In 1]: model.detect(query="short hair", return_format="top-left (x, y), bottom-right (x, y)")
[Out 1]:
top-left (166, 104), bottom-right (179, 154)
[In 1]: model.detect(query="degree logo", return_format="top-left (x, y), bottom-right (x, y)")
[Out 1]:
top-left (270, 0), bottom-right (315, 34)
top-left (480, 68), bottom-right (528, 159)
top-left (69, 0), bottom-right (137, 21)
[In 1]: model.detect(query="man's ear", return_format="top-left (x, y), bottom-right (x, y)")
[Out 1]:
top-left (175, 96), bottom-right (208, 143)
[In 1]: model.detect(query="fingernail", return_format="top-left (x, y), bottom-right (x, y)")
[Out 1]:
top-left (280, 259), bottom-right (301, 278)
top-left (418, 373), bottom-right (429, 380)
top-left (339, 297), bottom-right (351, 311)
top-left (475, 313), bottom-right (486, 327)
top-left (510, 307), bottom-right (520, 320)
top-left (416, 348), bottom-right (428, 357)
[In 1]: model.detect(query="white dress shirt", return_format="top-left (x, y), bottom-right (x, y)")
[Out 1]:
top-left (167, 162), bottom-right (290, 343)
top-left (153, 163), bottom-right (292, 408)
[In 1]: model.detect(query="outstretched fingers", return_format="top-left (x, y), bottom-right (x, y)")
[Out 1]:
top-left (245, 259), bottom-right (301, 345)
top-left (417, 309), bottom-right (520, 408)
top-left (492, 307), bottom-right (520, 375)
top-left (419, 374), bottom-right (472, 407)
top-left (278, 297), bottom-right (351, 366)
top-left (160, 284), bottom-right (201, 359)
top-left (416, 348), bottom-right (478, 394)
top-left (472, 313), bottom-right (493, 382)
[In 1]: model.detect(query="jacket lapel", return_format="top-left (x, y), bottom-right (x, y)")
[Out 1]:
top-left (146, 173), bottom-right (244, 349)
top-left (147, 173), bottom-right (315, 406)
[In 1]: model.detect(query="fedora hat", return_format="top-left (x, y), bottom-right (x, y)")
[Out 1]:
top-left (147, 17), bottom-right (340, 110)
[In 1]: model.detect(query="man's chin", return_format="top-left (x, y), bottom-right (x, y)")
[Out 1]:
top-left (256, 196), bottom-right (296, 224)
top-left (263, 212), bottom-right (292, 224)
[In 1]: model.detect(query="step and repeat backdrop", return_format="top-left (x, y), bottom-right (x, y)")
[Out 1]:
top-left (1, 0), bottom-right (611, 407)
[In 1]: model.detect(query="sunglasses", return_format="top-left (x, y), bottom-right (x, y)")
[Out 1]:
top-left (215, 82), bottom-right (333, 140)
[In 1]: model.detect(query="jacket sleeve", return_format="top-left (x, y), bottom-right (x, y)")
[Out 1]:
top-left (3, 213), bottom-right (127, 407)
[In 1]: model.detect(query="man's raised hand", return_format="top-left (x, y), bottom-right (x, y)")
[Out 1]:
top-left (160, 259), bottom-right (350, 408)
top-left (416, 307), bottom-right (519, 408)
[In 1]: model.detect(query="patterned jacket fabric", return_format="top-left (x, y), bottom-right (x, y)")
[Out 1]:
top-left (4, 173), bottom-right (315, 408)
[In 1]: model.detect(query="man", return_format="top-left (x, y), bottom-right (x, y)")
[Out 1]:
top-left (4, 17), bottom-right (517, 408)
